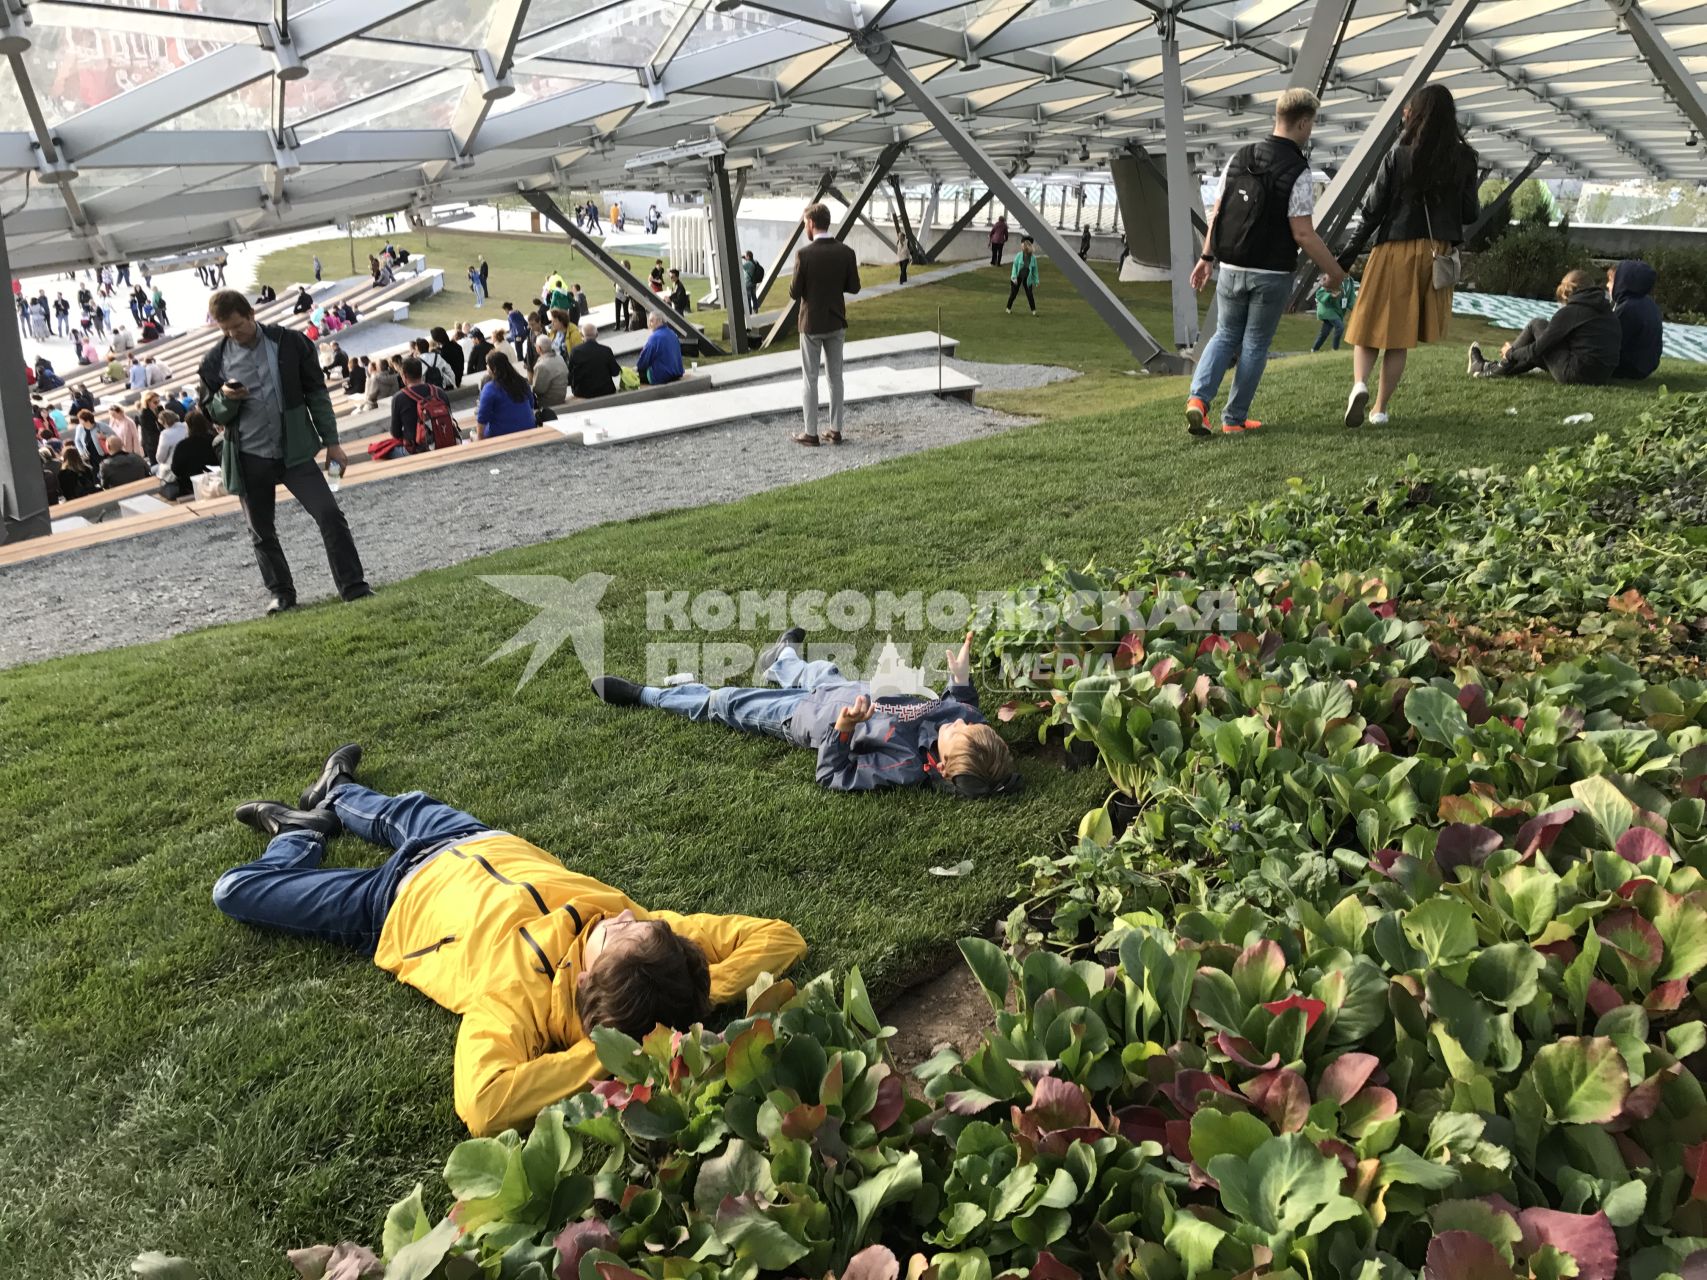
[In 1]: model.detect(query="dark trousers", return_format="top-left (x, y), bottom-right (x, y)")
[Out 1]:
top-left (1473, 319), bottom-right (1547, 379)
top-left (990, 244), bottom-right (1005, 266)
top-left (212, 784), bottom-right (490, 950)
top-left (237, 451), bottom-right (368, 604)
top-left (898, 261), bottom-right (910, 284)
top-left (615, 296), bottom-right (629, 328)
top-left (1312, 318), bottom-right (1345, 351)
top-left (1006, 280), bottom-right (1036, 313)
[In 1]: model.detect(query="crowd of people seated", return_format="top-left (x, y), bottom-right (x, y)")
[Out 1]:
top-left (32, 381), bottom-right (221, 507)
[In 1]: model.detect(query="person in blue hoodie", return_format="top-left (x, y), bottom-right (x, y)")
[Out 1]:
top-left (634, 312), bottom-right (684, 385)
top-left (1609, 260), bottom-right (1662, 381)
top-left (591, 630), bottom-right (1022, 796)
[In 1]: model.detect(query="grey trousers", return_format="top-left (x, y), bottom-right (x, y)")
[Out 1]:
top-left (800, 330), bottom-right (845, 438)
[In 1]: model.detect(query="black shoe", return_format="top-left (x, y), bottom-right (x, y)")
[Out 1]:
top-left (266, 596), bottom-right (296, 615)
top-left (758, 626), bottom-right (807, 674)
top-left (343, 585), bottom-right (374, 602)
top-left (235, 801), bottom-right (341, 839)
top-left (592, 676), bottom-right (644, 706)
top-left (300, 743), bottom-right (362, 810)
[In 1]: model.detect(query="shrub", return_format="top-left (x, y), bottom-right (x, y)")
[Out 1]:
top-left (1467, 224), bottom-right (1591, 299)
top-left (1634, 247), bottom-right (1707, 324)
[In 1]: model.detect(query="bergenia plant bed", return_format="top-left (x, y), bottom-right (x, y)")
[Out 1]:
top-left (165, 393), bottom-right (1707, 1280)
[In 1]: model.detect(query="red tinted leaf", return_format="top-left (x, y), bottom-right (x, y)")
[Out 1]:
top-left (1361, 724), bottom-right (1391, 750)
top-left (1371, 601), bottom-right (1397, 619)
top-left (869, 1074), bottom-right (904, 1131)
top-left (1424, 1231), bottom-right (1520, 1280)
top-left (1262, 995), bottom-right (1326, 1031)
top-left (1319, 1138), bottom-right (1358, 1174)
top-left (1243, 1068), bottom-right (1311, 1132)
top-left (555, 1220), bottom-right (619, 1280)
top-left (997, 700), bottom-right (1020, 722)
top-left (1370, 848), bottom-right (1403, 878)
top-left (1113, 632), bottom-right (1145, 669)
top-left (1645, 980), bottom-right (1690, 1013)
top-left (1341, 1087), bottom-right (1398, 1139)
top-left (1113, 1105), bottom-right (1170, 1147)
top-left (1587, 981), bottom-right (1624, 1018)
top-left (1536, 940), bottom-right (1579, 963)
top-left (1318, 1053), bottom-right (1380, 1105)
top-left (1435, 823), bottom-right (1503, 875)
top-left (1278, 597), bottom-right (1294, 615)
top-left (1150, 657), bottom-right (1179, 684)
top-left (1165, 1118), bottom-right (1193, 1163)
top-left (1457, 684), bottom-right (1491, 726)
top-left (1616, 827), bottom-right (1673, 863)
top-left (1517, 806), bottom-right (1577, 856)
top-left (1160, 1069), bottom-right (1243, 1116)
top-left (1598, 909), bottom-right (1664, 974)
top-left (1197, 634), bottom-right (1231, 658)
top-left (1514, 1208), bottom-right (1617, 1280)
top-left (1687, 1140), bottom-right (1707, 1201)
top-left (780, 1103), bottom-right (826, 1140)
top-left (1619, 1063), bottom-right (1682, 1125)
top-left (1216, 1031), bottom-right (1280, 1072)
top-left (1029, 1252), bottom-right (1080, 1280)
top-left (1026, 1076), bottom-right (1091, 1131)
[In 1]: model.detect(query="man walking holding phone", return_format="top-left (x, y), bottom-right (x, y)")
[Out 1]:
top-left (198, 290), bottom-right (370, 615)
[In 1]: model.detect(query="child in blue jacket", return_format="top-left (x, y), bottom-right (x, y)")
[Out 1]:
top-left (593, 631), bottom-right (1021, 796)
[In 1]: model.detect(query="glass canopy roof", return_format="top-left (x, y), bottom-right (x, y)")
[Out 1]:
top-left (3, 0), bottom-right (1706, 272)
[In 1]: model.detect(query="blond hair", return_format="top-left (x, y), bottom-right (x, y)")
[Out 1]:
top-left (1276, 88), bottom-right (1321, 127)
top-left (940, 723), bottom-right (1015, 786)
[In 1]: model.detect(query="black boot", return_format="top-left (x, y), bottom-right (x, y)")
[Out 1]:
top-left (235, 801), bottom-right (342, 839)
top-left (300, 742), bottom-right (362, 810)
top-left (757, 626), bottom-right (807, 674)
top-left (592, 676), bottom-right (644, 706)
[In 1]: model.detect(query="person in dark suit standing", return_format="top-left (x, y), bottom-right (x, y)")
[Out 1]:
top-left (787, 203), bottom-right (861, 447)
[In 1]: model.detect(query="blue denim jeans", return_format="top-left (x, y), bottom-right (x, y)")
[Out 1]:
top-left (640, 647), bottom-right (851, 740)
top-left (211, 784), bottom-right (490, 950)
top-left (1190, 267), bottom-right (1293, 425)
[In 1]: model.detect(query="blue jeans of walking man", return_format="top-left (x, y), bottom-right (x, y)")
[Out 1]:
top-left (212, 785), bottom-right (491, 949)
top-left (640, 647), bottom-right (844, 740)
top-left (1189, 268), bottom-right (1292, 427)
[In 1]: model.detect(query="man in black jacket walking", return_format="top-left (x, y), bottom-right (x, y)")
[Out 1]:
top-left (197, 291), bottom-right (370, 615)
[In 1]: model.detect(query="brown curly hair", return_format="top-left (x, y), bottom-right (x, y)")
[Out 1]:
top-left (579, 923), bottom-right (711, 1039)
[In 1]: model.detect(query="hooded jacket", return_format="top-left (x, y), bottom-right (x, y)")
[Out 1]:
top-left (1505, 285), bottom-right (1622, 386)
top-left (1611, 260), bottom-right (1662, 380)
top-left (376, 833), bottom-right (806, 1136)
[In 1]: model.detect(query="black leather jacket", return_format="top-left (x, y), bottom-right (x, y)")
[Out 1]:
top-left (1345, 143), bottom-right (1480, 258)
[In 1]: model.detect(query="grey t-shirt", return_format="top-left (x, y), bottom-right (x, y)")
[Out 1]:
top-left (220, 332), bottom-right (285, 459)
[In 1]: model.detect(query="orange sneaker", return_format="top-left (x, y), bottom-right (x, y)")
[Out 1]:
top-left (1186, 397), bottom-right (1210, 437)
top-left (1222, 418), bottom-right (1262, 435)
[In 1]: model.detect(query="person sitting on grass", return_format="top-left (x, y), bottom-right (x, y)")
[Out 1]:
top-left (635, 312), bottom-right (684, 385)
top-left (1609, 260), bottom-right (1661, 381)
top-left (212, 743), bottom-right (807, 1136)
top-left (592, 630), bottom-right (1024, 796)
top-left (1467, 269), bottom-right (1621, 386)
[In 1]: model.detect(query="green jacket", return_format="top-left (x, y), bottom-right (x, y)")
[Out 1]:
top-left (197, 323), bottom-right (338, 497)
top-left (1010, 252), bottom-right (1039, 287)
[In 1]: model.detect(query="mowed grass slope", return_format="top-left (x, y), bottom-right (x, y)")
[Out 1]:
top-left (4, 243), bottom-right (1703, 1279)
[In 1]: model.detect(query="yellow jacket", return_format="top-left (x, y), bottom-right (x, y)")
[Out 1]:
top-left (374, 832), bottom-right (806, 1137)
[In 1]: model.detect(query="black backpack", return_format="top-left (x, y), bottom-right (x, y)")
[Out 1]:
top-left (420, 356), bottom-right (449, 390)
top-left (752, 262), bottom-right (765, 285)
top-left (1210, 139), bottom-right (1310, 273)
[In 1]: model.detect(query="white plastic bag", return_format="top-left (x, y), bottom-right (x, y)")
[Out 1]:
top-left (191, 470), bottom-right (228, 502)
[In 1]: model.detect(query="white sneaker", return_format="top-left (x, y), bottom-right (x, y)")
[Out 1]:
top-left (1345, 382), bottom-right (1369, 429)
top-left (1369, 411), bottom-right (1390, 426)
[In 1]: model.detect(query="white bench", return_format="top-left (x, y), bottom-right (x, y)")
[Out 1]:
top-left (709, 331), bottom-right (960, 389)
top-left (565, 364), bottom-right (980, 447)
top-left (118, 494), bottom-right (175, 518)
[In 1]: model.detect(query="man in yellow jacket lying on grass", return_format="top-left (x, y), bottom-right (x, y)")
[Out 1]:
top-left (212, 743), bottom-right (807, 1137)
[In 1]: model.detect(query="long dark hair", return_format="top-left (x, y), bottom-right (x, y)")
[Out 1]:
top-left (486, 349), bottom-right (530, 402)
top-left (185, 408), bottom-right (214, 440)
top-left (1400, 84), bottom-right (1468, 194)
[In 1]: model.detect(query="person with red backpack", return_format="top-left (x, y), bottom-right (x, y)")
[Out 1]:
top-left (385, 356), bottom-right (461, 457)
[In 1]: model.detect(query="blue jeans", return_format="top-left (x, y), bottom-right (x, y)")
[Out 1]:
top-left (640, 648), bottom-right (850, 741)
top-left (211, 785), bottom-right (490, 950)
top-left (1312, 318), bottom-right (1345, 351)
top-left (1190, 268), bottom-right (1292, 425)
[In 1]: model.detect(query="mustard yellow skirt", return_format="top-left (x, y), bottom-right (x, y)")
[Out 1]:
top-left (1345, 237), bottom-right (1453, 351)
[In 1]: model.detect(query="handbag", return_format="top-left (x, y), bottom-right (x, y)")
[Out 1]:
top-left (1423, 205), bottom-right (1461, 291)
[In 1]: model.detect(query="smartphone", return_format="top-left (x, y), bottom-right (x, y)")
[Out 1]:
top-left (224, 380), bottom-right (246, 392)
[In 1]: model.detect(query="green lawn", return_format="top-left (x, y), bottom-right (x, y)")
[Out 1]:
top-left (6, 242), bottom-right (1705, 1279)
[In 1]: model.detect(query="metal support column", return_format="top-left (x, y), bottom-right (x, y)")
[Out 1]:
top-left (1159, 10), bottom-right (1200, 350)
top-left (919, 181), bottom-right (941, 242)
top-left (1289, 0), bottom-right (1356, 97)
top-left (1608, 0), bottom-right (1707, 143)
top-left (754, 168), bottom-right (834, 311)
top-left (1464, 152), bottom-right (1546, 250)
top-left (888, 176), bottom-right (923, 260)
top-left (830, 187), bottom-right (897, 253)
top-left (521, 190), bottom-right (727, 357)
top-left (1294, 0), bottom-right (1483, 296)
top-left (0, 213), bottom-right (51, 544)
top-left (760, 141), bottom-right (906, 351)
top-left (852, 27), bottom-right (1180, 371)
top-left (707, 154), bottom-right (750, 353)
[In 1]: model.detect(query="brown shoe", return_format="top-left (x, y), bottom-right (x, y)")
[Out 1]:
top-left (791, 433), bottom-right (821, 446)
top-left (823, 431), bottom-right (843, 444)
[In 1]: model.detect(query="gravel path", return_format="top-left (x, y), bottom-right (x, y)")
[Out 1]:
top-left (0, 357), bottom-right (1074, 668)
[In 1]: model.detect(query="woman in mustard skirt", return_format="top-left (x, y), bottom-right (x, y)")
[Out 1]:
top-left (1339, 84), bottom-right (1481, 427)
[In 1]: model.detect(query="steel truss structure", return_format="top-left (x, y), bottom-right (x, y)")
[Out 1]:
top-left (2, 0), bottom-right (1706, 278)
